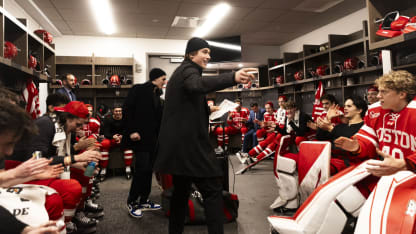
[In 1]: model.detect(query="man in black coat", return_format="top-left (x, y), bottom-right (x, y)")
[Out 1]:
top-left (123, 68), bottom-right (166, 218)
top-left (55, 73), bottom-right (77, 101)
top-left (153, 37), bottom-right (256, 234)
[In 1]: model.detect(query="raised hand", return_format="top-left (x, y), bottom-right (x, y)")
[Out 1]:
top-left (12, 158), bottom-right (50, 179)
top-left (365, 149), bottom-right (407, 176)
top-left (334, 136), bottom-right (360, 152)
top-left (75, 150), bottom-right (102, 163)
top-left (33, 164), bottom-right (64, 180)
top-left (326, 104), bottom-right (340, 121)
top-left (235, 68), bottom-right (257, 84)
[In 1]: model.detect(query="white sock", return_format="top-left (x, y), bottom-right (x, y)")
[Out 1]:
top-left (100, 168), bottom-right (106, 175)
top-left (126, 166), bottom-right (131, 173)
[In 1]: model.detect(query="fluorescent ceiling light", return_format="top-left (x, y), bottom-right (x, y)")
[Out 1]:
top-left (207, 40), bottom-right (241, 51)
top-left (193, 3), bottom-right (231, 38)
top-left (238, 63), bottom-right (243, 68)
top-left (89, 0), bottom-right (116, 35)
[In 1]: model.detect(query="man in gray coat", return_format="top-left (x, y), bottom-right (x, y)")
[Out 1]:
top-left (154, 37), bottom-right (255, 234)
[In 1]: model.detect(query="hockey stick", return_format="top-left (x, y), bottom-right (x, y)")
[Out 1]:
top-left (235, 151), bottom-right (275, 174)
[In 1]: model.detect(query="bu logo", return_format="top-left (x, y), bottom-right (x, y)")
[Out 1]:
top-left (369, 111), bottom-right (380, 118)
top-left (388, 113), bottom-right (400, 122)
top-left (406, 199), bottom-right (416, 217)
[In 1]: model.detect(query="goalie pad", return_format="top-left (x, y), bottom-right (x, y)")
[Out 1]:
top-left (268, 161), bottom-right (371, 234)
top-left (336, 185), bottom-right (366, 216)
top-left (355, 171), bottom-right (416, 234)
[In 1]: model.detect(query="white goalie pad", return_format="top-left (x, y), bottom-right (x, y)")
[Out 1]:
top-left (277, 171), bottom-right (299, 201)
top-left (336, 185), bottom-right (366, 216)
top-left (355, 170), bottom-right (416, 234)
top-left (269, 161), bottom-right (371, 234)
top-left (277, 156), bottom-right (297, 174)
top-left (316, 201), bottom-right (347, 234)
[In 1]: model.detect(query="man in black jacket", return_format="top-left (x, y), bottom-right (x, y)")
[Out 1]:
top-left (154, 37), bottom-right (256, 234)
top-left (123, 68), bottom-right (166, 218)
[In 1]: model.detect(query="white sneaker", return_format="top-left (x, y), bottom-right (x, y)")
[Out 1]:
top-left (236, 152), bottom-right (248, 164)
top-left (214, 146), bottom-right (224, 154)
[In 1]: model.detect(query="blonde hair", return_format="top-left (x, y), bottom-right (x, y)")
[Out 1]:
top-left (375, 70), bottom-right (416, 102)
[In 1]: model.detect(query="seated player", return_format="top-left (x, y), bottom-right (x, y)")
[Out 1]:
top-left (214, 99), bottom-right (249, 153)
top-left (99, 105), bottom-right (133, 181)
top-left (308, 94), bottom-right (344, 131)
top-left (256, 101), bottom-right (276, 142)
top-left (366, 85), bottom-right (379, 105)
top-left (275, 95), bottom-right (287, 128)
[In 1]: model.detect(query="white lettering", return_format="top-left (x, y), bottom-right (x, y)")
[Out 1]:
top-left (384, 129), bottom-right (392, 143)
top-left (411, 135), bottom-right (416, 151)
top-left (401, 131), bottom-right (410, 149)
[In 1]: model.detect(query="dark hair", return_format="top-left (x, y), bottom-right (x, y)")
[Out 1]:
top-left (250, 103), bottom-right (258, 107)
top-left (234, 98), bottom-right (241, 103)
top-left (320, 94), bottom-right (337, 104)
top-left (0, 87), bottom-right (26, 108)
top-left (283, 100), bottom-right (298, 110)
top-left (46, 93), bottom-right (70, 107)
top-left (65, 73), bottom-right (74, 81)
top-left (113, 104), bottom-right (123, 110)
top-left (55, 111), bottom-right (79, 126)
top-left (345, 96), bottom-right (368, 118)
top-left (0, 100), bottom-right (38, 141)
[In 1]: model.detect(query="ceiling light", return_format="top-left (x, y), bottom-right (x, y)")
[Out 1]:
top-left (89, 0), bottom-right (116, 35)
top-left (207, 40), bottom-right (241, 51)
top-left (193, 3), bottom-right (231, 38)
top-left (238, 63), bottom-right (243, 68)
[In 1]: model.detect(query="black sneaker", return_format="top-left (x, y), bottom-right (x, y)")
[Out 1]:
top-left (66, 221), bottom-right (77, 234)
top-left (86, 210), bottom-right (104, 220)
top-left (73, 211), bottom-right (97, 228)
top-left (126, 171), bottom-right (132, 180)
top-left (85, 199), bottom-right (104, 213)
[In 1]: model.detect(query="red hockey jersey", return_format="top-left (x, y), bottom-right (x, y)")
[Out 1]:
top-left (82, 117), bottom-right (101, 139)
top-left (227, 107), bottom-right (249, 128)
top-left (355, 100), bottom-right (416, 164)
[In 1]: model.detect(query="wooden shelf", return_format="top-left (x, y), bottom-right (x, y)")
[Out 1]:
top-left (49, 84), bottom-right (133, 89)
top-left (394, 63), bottom-right (416, 70)
top-left (268, 64), bottom-right (284, 71)
top-left (344, 81), bottom-right (376, 88)
top-left (0, 56), bottom-right (47, 81)
top-left (368, 31), bottom-right (416, 50)
top-left (304, 50), bottom-right (329, 60)
top-left (331, 38), bottom-right (365, 52)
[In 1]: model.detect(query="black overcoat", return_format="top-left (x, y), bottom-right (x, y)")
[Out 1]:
top-left (122, 82), bottom-right (163, 152)
top-left (154, 60), bottom-right (236, 177)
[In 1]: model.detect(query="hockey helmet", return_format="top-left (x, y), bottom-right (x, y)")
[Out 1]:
top-left (28, 55), bottom-right (37, 69)
top-left (34, 29), bottom-right (53, 44)
top-left (81, 79), bottom-right (91, 85)
top-left (55, 79), bottom-right (63, 86)
top-left (294, 71), bottom-right (304, 80)
top-left (315, 65), bottom-right (329, 76)
top-left (344, 57), bottom-right (359, 70)
top-left (124, 79), bottom-right (132, 85)
top-left (276, 76), bottom-right (284, 84)
top-left (376, 11), bottom-right (408, 38)
top-left (110, 75), bottom-right (121, 87)
top-left (4, 41), bottom-right (18, 59)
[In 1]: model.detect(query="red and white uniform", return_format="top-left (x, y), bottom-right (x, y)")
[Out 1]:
top-left (356, 100), bottom-right (416, 164)
top-left (82, 117), bottom-right (100, 139)
top-left (256, 111), bottom-right (277, 142)
top-left (215, 107), bottom-right (249, 147)
top-left (275, 108), bottom-right (286, 128)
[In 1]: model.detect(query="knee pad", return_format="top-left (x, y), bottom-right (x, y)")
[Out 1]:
top-left (215, 127), bottom-right (224, 136)
top-left (336, 185), bottom-right (366, 217)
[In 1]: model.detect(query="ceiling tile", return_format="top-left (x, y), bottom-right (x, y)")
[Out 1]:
top-left (136, 26), bottom-right (170, 36)
top-left (53, 20), bottom-right (72, 33)
top-left (111, 0), bottom-right (139, 13)
top-left (58, 8), bottom-right (95, 22)
top-left (275, 10), bottom-right (320, 24)
top-left (166, 28), bottom-right (194, 37)
top-left (223, 7), bottom-right (254, 20)
top-left (50, 0), bottom-right (88, 9)
top-left (41, 7), bottom-right (64, 20)
top-left (66, 21), bottom-right (101, 35)
top-left (33, 0), bottom-right (55, 9)
top-left (137, 0), bottom-right (180, 15)
top-left (244, 9), bottom-right (284, 22)
top-left (176, 2), bottom-right (215, 18)
top-left (135, 15), bottom-right (175, 27)
top-left (258, 0), bottom-right (304, 10)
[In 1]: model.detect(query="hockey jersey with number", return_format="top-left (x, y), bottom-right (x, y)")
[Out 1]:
top-left (227, 107), bottom-right (249, 128)
top-left (274, 108), bottom-right (286, 126)
top-left (263, 111), bottom-right (277, 131)
top-left (355, 100), bottom-right (416, 165)
top-left (82, 117), bottom-right (101, 139)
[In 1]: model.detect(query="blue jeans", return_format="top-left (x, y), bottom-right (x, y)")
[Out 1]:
top-left (242, 128), bottom-right (257, 153)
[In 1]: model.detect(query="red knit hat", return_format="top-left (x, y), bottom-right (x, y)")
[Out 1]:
top-left (368, 85), bottom-right (378, 92)
top-left (54, 101), bottom-right (89, 118)
top-left (266, 101), bottom-right (274, 109)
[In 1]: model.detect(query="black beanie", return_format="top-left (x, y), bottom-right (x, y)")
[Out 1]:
top-left (149, 68), bottom-right (166, 81)
top-left (185, 37), bottom-right (210, 54)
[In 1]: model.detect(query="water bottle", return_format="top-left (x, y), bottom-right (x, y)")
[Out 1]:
top-left (84, 162), bottom-right (96, 177)
top-left (32, 151), bottom-right (42, 159)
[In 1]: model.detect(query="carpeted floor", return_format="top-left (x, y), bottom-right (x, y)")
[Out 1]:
top-left (96, 155), bottom-right (279, 234)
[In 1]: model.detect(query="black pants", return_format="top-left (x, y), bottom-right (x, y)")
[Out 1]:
top-left (169, 175), bottom-right (224, 234)
top-left (127, 151), bottom-right (154, 204)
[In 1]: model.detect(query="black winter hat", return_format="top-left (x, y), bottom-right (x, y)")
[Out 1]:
top-left (149, 68), bottom-right (166, 81)
top-left (185, 37), bottom-right (210, 54)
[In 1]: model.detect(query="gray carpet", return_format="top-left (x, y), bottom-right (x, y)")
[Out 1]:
top-left (96, 155), bottom-right (279, 234)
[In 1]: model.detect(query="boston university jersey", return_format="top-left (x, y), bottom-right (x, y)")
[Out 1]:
top-left (227, 107), bottom-right (249, 128)
top-left (275, 108), bottom-right (286, 126)
top-left (320, 107), bottom-right (344, 125)
top-left (356, 100), bottom-right (416, 164)
top-left (82, 117), bottom-right (101, 139)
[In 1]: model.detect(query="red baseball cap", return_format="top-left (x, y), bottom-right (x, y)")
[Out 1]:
top-left (54, 101), bottom-right (89, 118)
